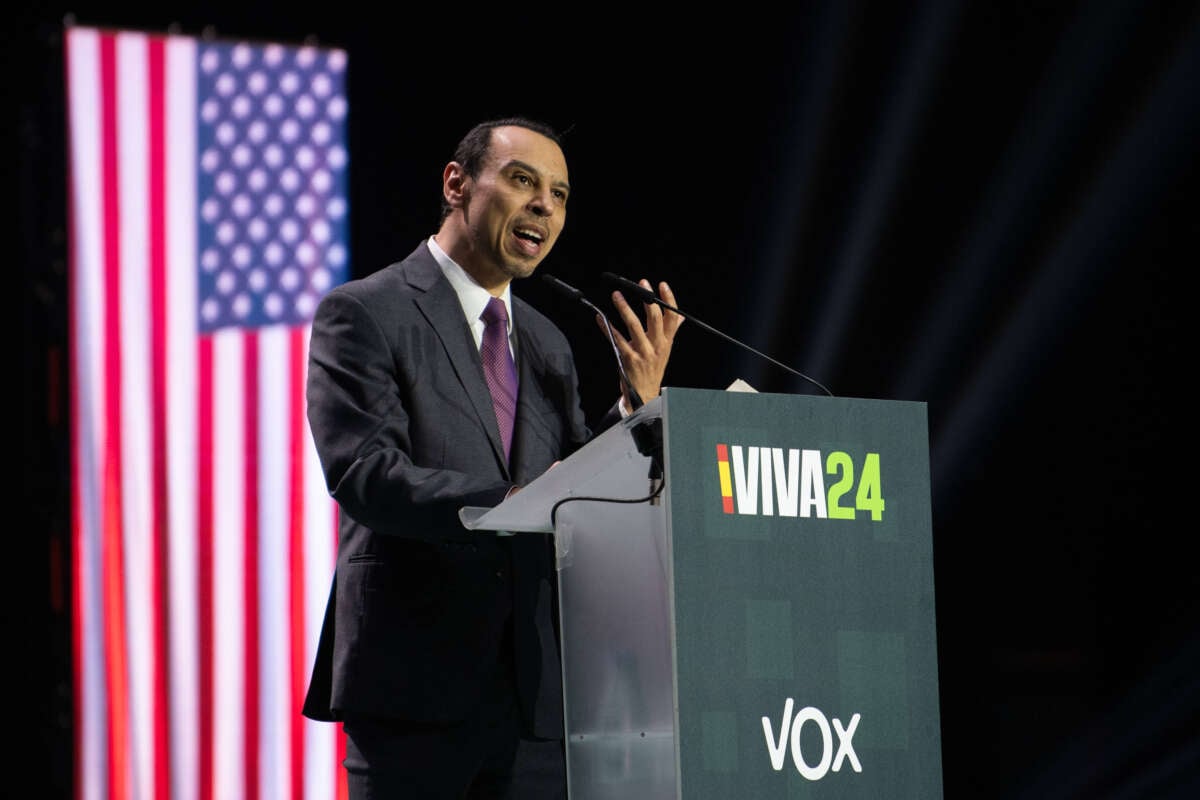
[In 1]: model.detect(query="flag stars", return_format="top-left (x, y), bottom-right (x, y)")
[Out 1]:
top-left (231, 194), bottom-right (252, 218)
top-left (264, 293), bottom-right (284, 318)
top-left (201, 199), bottom-right (221, 223)
top-left (295, 293), bottom-right (316, 318)
top-left (279, 71), bottom-right (300, 95)
top-left (280, 267), bottom-right (301, 291)
top-left (231, 145), bottom-right (253, 168)
top-left (231, 95), bottom-right (252, 119)
top-left (279, 219), bottom-right (300, 243)
top-left (327, 145), bottom-right (347, 170)
top-left (327, 96), bottom-right (347, 121)
top-left (311, 267), bottom-right (332, 293)
top-left (249, 269), bottom-right (268, 292)
top-left (279, 168), bottom-right (301, 193)
top-left (196, 40), bottom-right (348, 331)
top-left (231, 44), bottom-right (253, 69)
top-left (247, 169), bottom-right (268, 192)
top-left (248, 121), bottom-right (268, 144)
top-left (232, 293), bottom-right (252, 319)
top-left (232, 244), bottom-right (252, 268)
top-left (216, 270), bottom-right (237, 295)
top-left (200, 48), bottom-right (220, 73)
top-left (311, 169), bottom-right (333, 194)
top-left (310, 219), bottom-right (331, 244)
top-left (215, 73), bottom-right (237, 97)
top-left (247, 71), bottom-right (268, 95)
top-left (263, 144), bottom-right (284, 169)
top-left (264, 242), bottom-right (284, 266)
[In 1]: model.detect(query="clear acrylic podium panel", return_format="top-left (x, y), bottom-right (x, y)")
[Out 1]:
top-left (461, 400), bottom-right (679, 799)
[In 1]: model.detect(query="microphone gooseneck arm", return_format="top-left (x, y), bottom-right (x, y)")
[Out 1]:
top-left (600, 272), bottom-right (834, 397)
top-left (541, 273), bottom-right (644, 411)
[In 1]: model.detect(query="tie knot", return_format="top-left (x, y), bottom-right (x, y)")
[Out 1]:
top-left (481, 297), bottom-right (508, 327)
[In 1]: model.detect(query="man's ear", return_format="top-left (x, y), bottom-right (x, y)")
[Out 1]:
top-left (443, 161), bottom-right (468, 209)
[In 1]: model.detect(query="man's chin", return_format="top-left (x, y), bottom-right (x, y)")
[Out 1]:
top-left (503, 261), bottom-right (541, 281)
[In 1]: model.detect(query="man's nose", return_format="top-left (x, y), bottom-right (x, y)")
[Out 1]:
top-left (528, 188), bottom-right (553, 216)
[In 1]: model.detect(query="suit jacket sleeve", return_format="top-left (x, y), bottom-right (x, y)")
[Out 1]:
top-left (306, 288), bottom-right (512, 540)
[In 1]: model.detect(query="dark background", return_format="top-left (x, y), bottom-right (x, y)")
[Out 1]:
top-left (15, 1), bottom-right (1199, 797)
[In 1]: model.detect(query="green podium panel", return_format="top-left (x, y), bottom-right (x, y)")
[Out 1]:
top-left (662, 388), bottom-right (943, 798)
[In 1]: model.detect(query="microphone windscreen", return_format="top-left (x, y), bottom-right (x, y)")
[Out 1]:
top-left (601, 272), bottom-right (656, 303)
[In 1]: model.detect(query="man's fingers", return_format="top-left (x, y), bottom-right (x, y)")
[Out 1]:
top-left (658, 281), bottom-right (683, 333)
top-left (611, 290), bottom-right (652, 350)
top-left (639, 278), bottom-right (665, 338)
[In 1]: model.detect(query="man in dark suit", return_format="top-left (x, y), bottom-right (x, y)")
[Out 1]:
top-left (301, 117), bottom-right (682, 798)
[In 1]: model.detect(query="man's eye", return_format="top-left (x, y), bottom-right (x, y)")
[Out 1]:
top-left (553, 190), bottom-right (567, 202)
top-left (515, 174), bottom-right (531, 185)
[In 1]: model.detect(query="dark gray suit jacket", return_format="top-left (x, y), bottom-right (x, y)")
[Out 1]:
top-left (302, 241), bottom-right (611, 737)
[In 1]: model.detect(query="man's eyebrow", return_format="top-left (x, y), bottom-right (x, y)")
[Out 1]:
top-left (504, 159), bottom-right (571, 193)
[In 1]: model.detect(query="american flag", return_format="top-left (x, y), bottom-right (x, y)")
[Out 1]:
top-left (66, 26), bottom-right (348, 800)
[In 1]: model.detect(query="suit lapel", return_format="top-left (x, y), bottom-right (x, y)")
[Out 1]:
top-left (408, 253), bottom-right (510, 477)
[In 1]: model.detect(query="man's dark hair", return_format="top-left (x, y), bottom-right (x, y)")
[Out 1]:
top-left (440, 117), bottom-right (563, 221)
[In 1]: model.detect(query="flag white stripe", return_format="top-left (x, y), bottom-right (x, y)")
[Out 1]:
top-left (213, 329), bottom-right (247, 800)
top-left (116, 31), bottom-right (157, 800)
top-left (258, 325), bottom-right (292, 800)
top-left (165, 33), bottom-right (200, 800)
top-left (67, 26), bottom-right (108, 800)
top-left (303, 331), bottom-right (337, 798)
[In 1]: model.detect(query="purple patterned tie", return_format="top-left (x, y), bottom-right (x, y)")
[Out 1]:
top-left (480, 296), bottom-right (519, 460)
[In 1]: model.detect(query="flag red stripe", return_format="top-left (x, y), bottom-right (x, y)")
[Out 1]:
top-left (288, 327), bottom-right (307, 799)
top-left (146, 36), bottom-right (172, 800)
top-left (335, 505), bottom-right (345, 800)
top-left (100, 33), bottom-right (131, 800)
top-left (198, 337), bottom-right (214, 800)
top-left (244, 334), bottom-right (261, 800)
top-left (337, 723), bottom-right (348, 800)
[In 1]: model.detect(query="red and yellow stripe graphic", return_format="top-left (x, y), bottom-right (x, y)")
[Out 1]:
top-left (716, 444), bottom-right (734, 513)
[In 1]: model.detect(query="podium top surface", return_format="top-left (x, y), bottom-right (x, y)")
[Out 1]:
top-left (459, 397), bottom-right (662, 533)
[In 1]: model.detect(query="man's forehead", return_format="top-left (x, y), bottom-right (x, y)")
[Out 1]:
top-left (488, 126), bottom-right (569, 179)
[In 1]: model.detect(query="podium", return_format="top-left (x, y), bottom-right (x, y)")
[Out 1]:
top-left (461, 387), bottom-right (944, 798)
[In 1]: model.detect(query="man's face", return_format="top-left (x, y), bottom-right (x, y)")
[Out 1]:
top-left (459, 126), bottom-right (570, 286)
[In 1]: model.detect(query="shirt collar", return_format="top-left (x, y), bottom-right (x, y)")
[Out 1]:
top-left (427, 236), bottom-right (514, 334)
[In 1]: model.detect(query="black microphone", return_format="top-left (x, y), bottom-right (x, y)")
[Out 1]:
top-left (541, 273), bottom-right (644, 410)
top-left (601, 272), bottom-right (834, 396)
